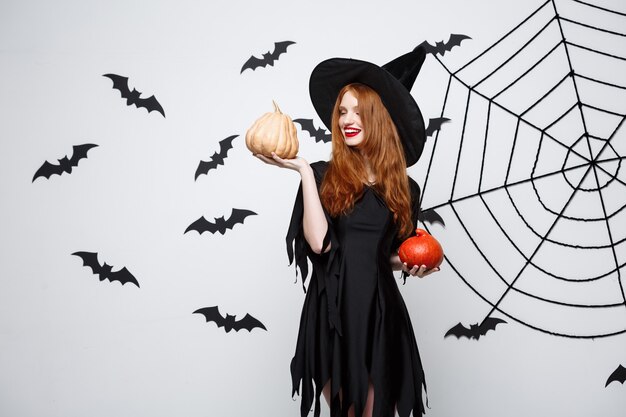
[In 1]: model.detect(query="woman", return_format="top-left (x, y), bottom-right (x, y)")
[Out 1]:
top-left (257, 47), bottom-right (438, 417)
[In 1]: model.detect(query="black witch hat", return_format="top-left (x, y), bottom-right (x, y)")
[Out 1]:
top-left (309, 45), bottom-right (427, 166)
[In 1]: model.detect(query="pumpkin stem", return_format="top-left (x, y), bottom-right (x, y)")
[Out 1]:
top-left (272, 100), bottom-right (282, 114)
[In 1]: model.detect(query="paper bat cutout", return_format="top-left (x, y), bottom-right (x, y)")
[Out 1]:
top-left (194, 306), bottom-right (267, 333)
top-left (422, 34), bottom-right (471, 56)
top-left (72, 251), bottom-right (140, 287)
top-left (425, 117), bottom-right (451, 138)
top-left (103, 73), bottom-right (165, 117)
top-left (421, 208), bottom-right (445, 227)
top-left (240, 41), bottom-right (295, 73)
top-left (195, 135), bottom-right (238, 180)
top-left (445, 318), bottom-right (506, 340)
top-left (606, 364), bottom-right (626, 387)
top-left (293, 118), bottom-right (331, 143)
top-left (185, 209), bottom-right (257, 235)
top-left (32, 144), bottom-right (98, 182)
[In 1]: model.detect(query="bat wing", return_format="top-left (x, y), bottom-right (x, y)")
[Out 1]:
top-left (109, 267), bottom-right (140, 287)
top-left (241, 55), bottom-right (266, 73)
top-left (418, 40), bottom-right (438, 56)
top-left (269, 40), bottom-right (295, 60)
top-left (103, 73), bottom-right (132, 99)
top-left (194, 160), bottom-right (214, 180)
top-left (294, 118), bottom-right (331, 143)
top-left (606, 364), bottom-right (626, 387)
top-left (72, 251), bottom-right (102, 275)
top-left (195, 135), bottom-right (238, 179)
top-left (185, 216), bottom-right (218, 235)
top-left (425, 117), bottom-right (451, 137)
top-left (420, 34), bottom-right (471, 56)
top-left (194, 306), bottom-right (227, 328)
top-left (478, 317), bottom-right (507, 336)
top-left (444, 34), bottom-right (472, 53)
top-left (218, 135), bottom-right (237, 157)
top-left (234, 313), bottom-right (267, 332)
top-left (293, 118), bottom-right (315, 133)
top-left (421, 209), bottom-right (445, 227)
top-left (444, 322), bottom-right (474, 339)
top-left (241, 41), bottom-right (295, 73)
top-left (68, 143), bottom-right (99, 166)
top-left (33, 160), bottom-right (64, 182)
top-left (224, 209), bottom-right (257, 230)
top-left (137, 94), bottom-right (165, 117)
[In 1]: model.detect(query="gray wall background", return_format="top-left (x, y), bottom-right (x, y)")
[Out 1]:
top-left (1, 0), bottom-right (625, 416)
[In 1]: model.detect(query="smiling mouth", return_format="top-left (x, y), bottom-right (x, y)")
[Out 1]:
top-left (344, 128), bottom-right (361, 138)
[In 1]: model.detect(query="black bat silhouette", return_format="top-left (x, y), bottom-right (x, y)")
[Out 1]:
top-left (32, 144), bottom-right (98, 182)
top-left (606, 364), bottom-right (626, 387)
top-left (185, 209), bottom-right (257, 235)
top-left (240, 41), bottom-right (295, 73)
top-left (421, 34), bottom-right (471, 56)
top-left (194, 306), bottom-right (266, 333)
top-left (293, 118), bottom-right (331, 143)
top-left (195, 135), bottom-right (238, 180)
top-left (421, 208), bottom-right (445, 227)
top-left (72, 251), bottom-right (140, 287)
top-left (444, 318), bottom-right (506, 340)
top-left (103, 73), bottom-right (165, 117)
top-left (425, 117), bottom-right (451, 138)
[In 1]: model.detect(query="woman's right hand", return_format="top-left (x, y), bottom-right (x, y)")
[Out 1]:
top-left (255, 152), bottom-right (310, 174)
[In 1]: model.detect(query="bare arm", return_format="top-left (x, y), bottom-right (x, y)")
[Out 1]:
top-left (256, 153), bottom-right (330, 254)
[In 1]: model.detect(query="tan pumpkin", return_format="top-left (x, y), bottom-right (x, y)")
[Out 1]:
top-left (245, 101), bottom-right (299, 159)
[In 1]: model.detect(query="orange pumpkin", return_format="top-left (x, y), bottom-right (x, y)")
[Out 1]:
top-left (245, 101), bottom-right (299, 159)
top-left (398, 228), bottom-right (444, 270)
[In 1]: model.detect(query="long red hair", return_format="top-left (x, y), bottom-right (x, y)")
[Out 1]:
top-left (320, 83), bottom-right (413, 238)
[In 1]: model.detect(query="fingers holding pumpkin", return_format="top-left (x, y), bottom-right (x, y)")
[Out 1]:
top-left (255, 152), bottom-right (308, 172)
top-left (254, 153), bottom-right (279, 166)
top-left (402, 262), bottom-right (440, 278)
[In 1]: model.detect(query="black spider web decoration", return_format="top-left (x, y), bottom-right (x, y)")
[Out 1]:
top-left (418, 0), bottom-right (626, 338)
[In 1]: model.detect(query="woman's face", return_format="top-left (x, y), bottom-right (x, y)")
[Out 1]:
top-left (338, 90), bottom-right (364, 147)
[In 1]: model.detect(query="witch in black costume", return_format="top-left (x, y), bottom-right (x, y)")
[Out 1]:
top-left (256, 45), bottom-right (439, 417)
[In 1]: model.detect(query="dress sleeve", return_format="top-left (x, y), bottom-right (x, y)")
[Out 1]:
top-left (393, 176), bottom-right (422, 249)
top-left (285, 161), bottom-right (331, 291)
top-left (396, 175), bottom-right (422, 283)
top-left (408, 176), bottom-right (422, 233)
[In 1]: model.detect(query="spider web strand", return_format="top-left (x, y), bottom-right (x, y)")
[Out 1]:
top-left (504, 119), bottom-right (522, 184)
top-left (588, 152), bottom-right (626, 308)
top-left (493, 40), bottom-right (563, 100)
top-left (482, 162), bottom-right (596, 319)
top-left (426, 159), bottom-right (598, 213)
top-left (478, 102), bottom-right (492, 192)
top-left (559, 16), bottom-right (626, 37)
top-left (567, 42), bottom-right (626, 61)
top-left (472, 16), bottom-right (558, 89)
top-left (572, 0), bottom-right (626, 18)
top-left (582, 103), bottom-right (625, 118)
top-left (449, 89), bottom-right (473, 200)
top-left (419, 75), bottom-right (453, 211)
top-left (434, 54), bottom-right (592, 166)
top-left (454, 0), bottom-right (552, 75)
top-left (446, 201), bottom-right (622, 307)
top-left (576, 74), bottom-right (626, 90)
top-left (440, 232), bottom-right (626, 338)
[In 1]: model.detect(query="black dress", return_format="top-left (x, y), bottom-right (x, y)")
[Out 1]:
top-left (286, 161), bottom-right (426, 417)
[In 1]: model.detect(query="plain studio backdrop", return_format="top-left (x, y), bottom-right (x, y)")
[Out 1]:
top-left (1, 0), bottom-right (625, 416)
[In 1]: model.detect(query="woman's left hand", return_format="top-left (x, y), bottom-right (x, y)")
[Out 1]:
top-left (402, 262), bottom-right (440, 278)
top-left (254, 152), bottom-right (309, 173)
